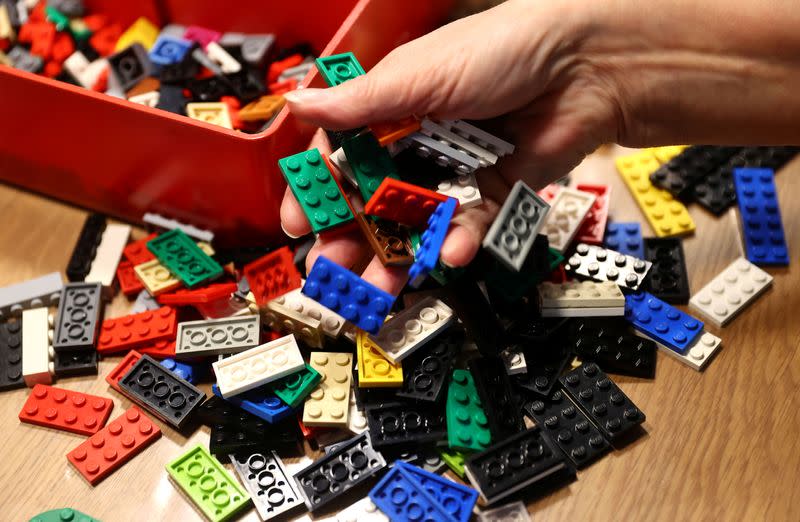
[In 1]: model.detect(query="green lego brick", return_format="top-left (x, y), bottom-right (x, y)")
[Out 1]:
top-left (269, 363), bottom-right (321, 408)
top-left (147, 229), bottom-right (223, 288)
top-left (45, 7), bottom-right (70, 31)
top-left (279, 148), bottom-right (355, 234)
top-left (341, 133), bottom-right (400, 203)
top-left (446, 369), bottom-right (491, 452)
top-left (30, 508), bottom-right (100, 522)
top-left (166, 445), bottom-right (251, 522)
top-left (547, 247), bottom-right (564, 271)
top-left (438, 449), bottom-right (468, 479)
top-left (315, 52), bottom-right (365, 87)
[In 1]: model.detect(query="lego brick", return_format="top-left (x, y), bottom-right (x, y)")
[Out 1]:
top-left (105, 350), bottom-right (142, 393)
top-left (401, 132), bottom-right (482, 174)
top-left (365, 400), bottom-right (446, 449)
top-left (396, 326), bottom-right (462, 402)
top-left (468, 356), bottom-right (525, 441)
top-left (97, 306), bottom-right (177, 355)
top-left (212, 334), bottom-right (304, 398)
top-left (149, 34), bottom-right (192, 67)
top-left (294, 431), bottom-right (387, 512)
top-left (142, 213), bottom-right (214, 243)
top-left (68, 406), bottom-right (161, 486)
top-left (268, 363), bottom-right (321, 408)
top-left (22, 307), bottom-right (52, 387)
top-left (263, 298), bottom-right (324, 349)
top-left (157, 282), bottom-right (237, 306)
top-left (370, 116), bottom-right (421, 147)
top-left (565, 243), bottom-right (652, 291)
top-left (604, 222), bottom-right (644, 259)
top-left (315, 52), bottom-right (365, 86)
top-left (642, 238), bottom-right (690, 303)
top-left (444, 277), bottom-right (504, 356)
top-left (734, 167), bottom-right (789, 265)
top-left (525, 388), bottom-right (610, 468)
top-left (337, 497), bottom-right (390, 522)
top-left (84, 223), bottom-right (130, 287)
top-left (689, 257), bottom-right (773, 327)
top-left (9, 45), bottom-right (43, 73)
top-left (0, 271), bottom-right (62, 319)
top-left (52, 282), bottom-right (103, 353)
top-left (166, 444), bottom-right (250, 522)
top-left (66, 213), bottom-right (106, 282)
top-left (116, 260), bottom-right (144, 296)
top-left (229, 451), bottom-right (304, 521)
top-left (0, 320), bottom-right (23, 391)
top-left (616, 151), bottom-right (696, 237)
top-left (241, 33), bottom-right (275, 67)
top-left (347, 392), bottom-right (368, 434)
top-left (512, 347), bottom-right (572, 398)
top-left (437, 120), bottom-right (515, 157)
top-left (436, 173), bottom-right (483, 209)
top-left (560, 363), bottom-right (645, 443)
top-left (369, 466), bottom-right (453, 522)
top-left (574, 183), bottom-right (610, 245)
top-left (644, 330), bottom-right (722, 371)
top-left (211, 384), bottom-right (293, 425)
top-left (147, 229), bottom-right (222, 288)
top-left (357, 330), bottom-right (403, 387)
top-left (133, 259), bottom-right (181, 296)
top-left (354, 213), bottom-right (415, 267)
top-left (438, 449), bottom-right (467, 479)
top-left (108, 43), bottom-right (152, 91)
top-left (205, 41), bottom-right (240, 73)
top-left (119, 354), bottom-right (205, 429)
top-left (476, 501), bottom-right (531, 522)
top-left (175, 315), bottom-right (260, 358)
top-left (51, 348), bottom-right (98, 377)
top-left (624, 291), bottom-right (703, 353)
top-left (500, 347), bottom-right (527, 375)
top-left (279, 148), bottom-right (355, 235)
top-left (18, 383), bottom-right (112, 435)
top-left (368, 297), bottom-right (455, 363)
top-left (123, 233), bottom-right (157, 265)
top-left (302, 256), bottom-right (395, 335)
top-left (139, 339), bottom-right (176, 359)
top-left (465, 427), bottom-right (566, 505)
top-left (482, 180), bottom-right (551, 272)
top-left (447, 369), bottom-right (491, 452)
top-left (160, 358), bottom-right (198, 384)
top-left (29, 508), bottom-right (101, 522)
top-left (539, 281), bottom-right (625, 317)
top-left (650, 145), bottom-right (739, 200)
top-left (243, 246), bottom-right (302, 306)
top-left (409, 198), bottom-right (458, 288)
top-left (396, 461), bottom-right (478, 522)
top-left (129, 90), bottom-right (161, 108)
top-left (341, 132), bottom-right (401, 203)
top-left (329, 146), bottom-right (359, 188)
top-left (419, 119), bottom-right (499, 168)
top-left (304, 352), bottom-right (352, 427)
top-left (364, 177), bottom-right (450, 228)
top-left (186, 101), bottom-right (234, 129)
top-left (115, 16), bottom-right (159, 51)
top-left (239, 94), bottom-right (285, 122)
top-left (541, 187), bottom-right (596, 253)
top-left (569, 318), bottom-right (656, 379)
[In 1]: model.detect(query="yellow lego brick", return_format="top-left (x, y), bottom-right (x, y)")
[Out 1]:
top-left (134, 259), bottom-right (181, 296)
top-left (649, 145), bottom-right (688, 164)
top-left (186, 102), bottom-right (234, 130)
top-left (196, 241), bottom-right (215, 256)
top-left (616, 151), bottom-right (696, 237)
top-left (356, 330), bottom-right (403, 388)
top-left (0, 4), bottom-right (15, 41)
top-left (115, 17), bottom-right (159, 52)
top-left (303, 352), bottom-right (352, 428)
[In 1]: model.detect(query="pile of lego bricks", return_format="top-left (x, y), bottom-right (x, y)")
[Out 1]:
top-left (0, 0), bottom-right (311, 132)
top-left (10, 50), bottom-right (796, 522)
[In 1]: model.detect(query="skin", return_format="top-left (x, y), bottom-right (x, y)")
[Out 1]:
top-left (281, 0), bottom-right (800, 294)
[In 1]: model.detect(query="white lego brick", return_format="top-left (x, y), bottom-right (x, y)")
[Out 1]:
top-left (420, 119), bottom-right (499, 168)
top-left (541, 305), bottom-right (625, 318)
top-left (689, 257), bottom-right (773, 327)
top-left (565, 243), bottom-right (653, 291)
top-left (439, 119), bottom-right (515, 157)
top-left (401, 132), bottom-right (481, 174)
top-left (142, 213), bottom-right (214, 243)
top-left (128, 91), bottom-right (160, 107)
top-left (175, 315), bottom-right (260, 358)
top-left (205, 41), bottom-right (241, 74)
top-left (131, 289), bottom-right (160, 313)
top-left (500, 347), bottom-right (527, 375)
top-left (0, 272), bottom-right (63, 319)
top-left (476, 500), bottom-right (531, 522)
top-left (329, 147), bottom-right (358, 188)
top-left (539, 281), bottom-right (625, 315)
top-left (263, 299), bottom-right (324, 349)
top-left (541, 187), bottom-right (596, 253)
top-left (367, 297), bottom-right (454, 363)
top-left (337, 498), bottom-right (389, 522)
top-left (160, 24), bottom-right (187, 39)
top-left (85, 224), bottom-right (131, 287)
top-left (437, 173), bottom-right (482, 209)
top-left (346, 392), bottom-right (367, 435)
top-left (191, 47), bottom-right (224, 76)
top-left (272, 286), bottom-right (346, 339)
top-left (212, 334), bottom-right (304, 398)
top-left (22, 308), bottom-right (53, 387)
top-left (65, 53), bottom-right (108, 89)
top-left (637, 330), bottom-right (722, 371)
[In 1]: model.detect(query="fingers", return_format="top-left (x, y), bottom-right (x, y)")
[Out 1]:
top-left (360, 256), bottom-right (409, 295)
top-left (305, 232), bottom-right (368, 274)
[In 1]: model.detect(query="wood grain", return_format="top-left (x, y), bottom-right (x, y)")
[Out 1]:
top-left (2, 145), bottom-right (799, 521)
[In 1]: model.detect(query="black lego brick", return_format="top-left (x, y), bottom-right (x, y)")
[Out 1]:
top-left (52, 349), bottom-right (98, 377)
top-left (395, 325), bottom-right (463, 403)
top-left (210, 415), bottom-right (300, 456)
top-left (52, 282), bottom-right (104, 353)
top-left (559, 363), bottom-right (645, 444)
top-left (0, 320), bottom-right (23, 391)
top-left (642, 238), bottom-right (690, 304)
top-left (468, 355), bottom-right (525, 441)
top-left (508, 317), bottom-right (573, 398)
top-left (443, 277), bottom-right (503, 356)
top-left (569, 318), bottom-right (656, 379)
top-left (649, 145), bottom-right (739, 200)
top-left (365, 401), bottom-right (446, 450)
top-left (66, 213), bottom-right (106, 282)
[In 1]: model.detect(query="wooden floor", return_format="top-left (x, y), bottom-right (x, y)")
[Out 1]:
top-left (2, 145), bottom-right (799, 521)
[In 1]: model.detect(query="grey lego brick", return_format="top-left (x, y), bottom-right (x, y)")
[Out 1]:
top-left (565, 243), bottom-right (652, 291)
top-left (8, 46), bottom-right (43, 73)
top-left (401, 132), bottom-right (481, 174)
top-left (419, 119), bottom-right (499, 168)
top-left (439, 120), bottom-right (515, 157)
top-left (142, 213), bottom-right (214, 243)
top-left (175, 315), bottom-right (260, 359)
top-left (229, 451), bottom-right (304, 520)
top-left (242, 34), bottom-right (275, 67)
top-left (481, 181), bottom-right (550, 272)
top-left (0, 272), bottom-right (63, 319)
top-left (52, 282), bottom-right (103, 353)
top-left (131, 290), bottom-right (160, 313)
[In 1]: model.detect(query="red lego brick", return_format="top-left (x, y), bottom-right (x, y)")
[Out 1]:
top-left (51, 32), bottom-right (75, 64)
top-left (297, 415), bottom-right (329, 440)
top-left (67, 406), bottom-right (161, 486)
top-left (364, 178), bottom-right (452, 227)
top-left (89, 23), bottom-right (122, 57)
top-left (105, 351), bottom-right (143, 393)
top-left (138, 340), bottom-right (176, 359)
top-left (117, 260), bottom-right (144, 296)
top-left (123, 233), bottom-right (157, 265)
top-left (267, 54), bottom-right (303, 84)
top-left (97, 307), bottom-right (177, 355)
top-left (18, 21), bottom-right (56, 60)
top-left (244, 246), bottom-right (302, 306)
top-left (43, 61), bottom-right (62, 78)
top-left (82, 14), bottom-right (108, 31)
top-left (269, 78), bottom-right (297, 96)
top-left (220, 96), bottom-right (244, 130)
top-left (157, 282), bottom-right (237, 306)
top-left (575, 184), bottom-right (611, 245)
top-left (369, 117), bottom-right (421, 147)
top-left (19, 384), bottom-right (114, 436)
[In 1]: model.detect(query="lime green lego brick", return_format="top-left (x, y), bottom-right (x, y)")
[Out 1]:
top-left (166, 445), bottom-right (250, 522)
top-left (30, 508), bottom-right (100, 522)
top-left (341, 133), bottom-right (400, 203)
top-left (446, 369), bottom-right (491, 452)
top-left (279, 149), bottom-right (355, 234)
top-left (147, 229), bottom-right (223, 288)
top-left (439, 449), bottom-right (467, 479)
top-left (45, 7), bottom-right (70, 31)
top-left (270, 363), bottom-right (321, 408)
top-left (315, 52), bottom-right (365, 87)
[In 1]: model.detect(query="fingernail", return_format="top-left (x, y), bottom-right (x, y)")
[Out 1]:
top-left (280, 222), bottom-right (303, 239)
top-left (283, 88), bottom-right (330, 105)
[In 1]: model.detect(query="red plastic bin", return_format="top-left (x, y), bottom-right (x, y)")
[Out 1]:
top-left (0, 0), bottom-right (452, 245)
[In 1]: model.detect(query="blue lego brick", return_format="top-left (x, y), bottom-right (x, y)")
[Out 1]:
top-left (302, 255), bottom-right (395, 334)
top-left (212, 384), bottom-right (293, 424)
top-left (395, 461), bottom-right (478, 522)
top-left (409, 198), bottom-right (458, 288)
top-left (161, 358), bottom-right (199, 384)
top-left (149, 35), bottom-right (193, 67)
top-left (734, 168), bottom-right (789, 265)
top-left (369, 465), bottom-right (453, 522)
top-left (624, 291), bottom-right (703, 353)
top-left (604, 222), bottom-right (644, 259)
